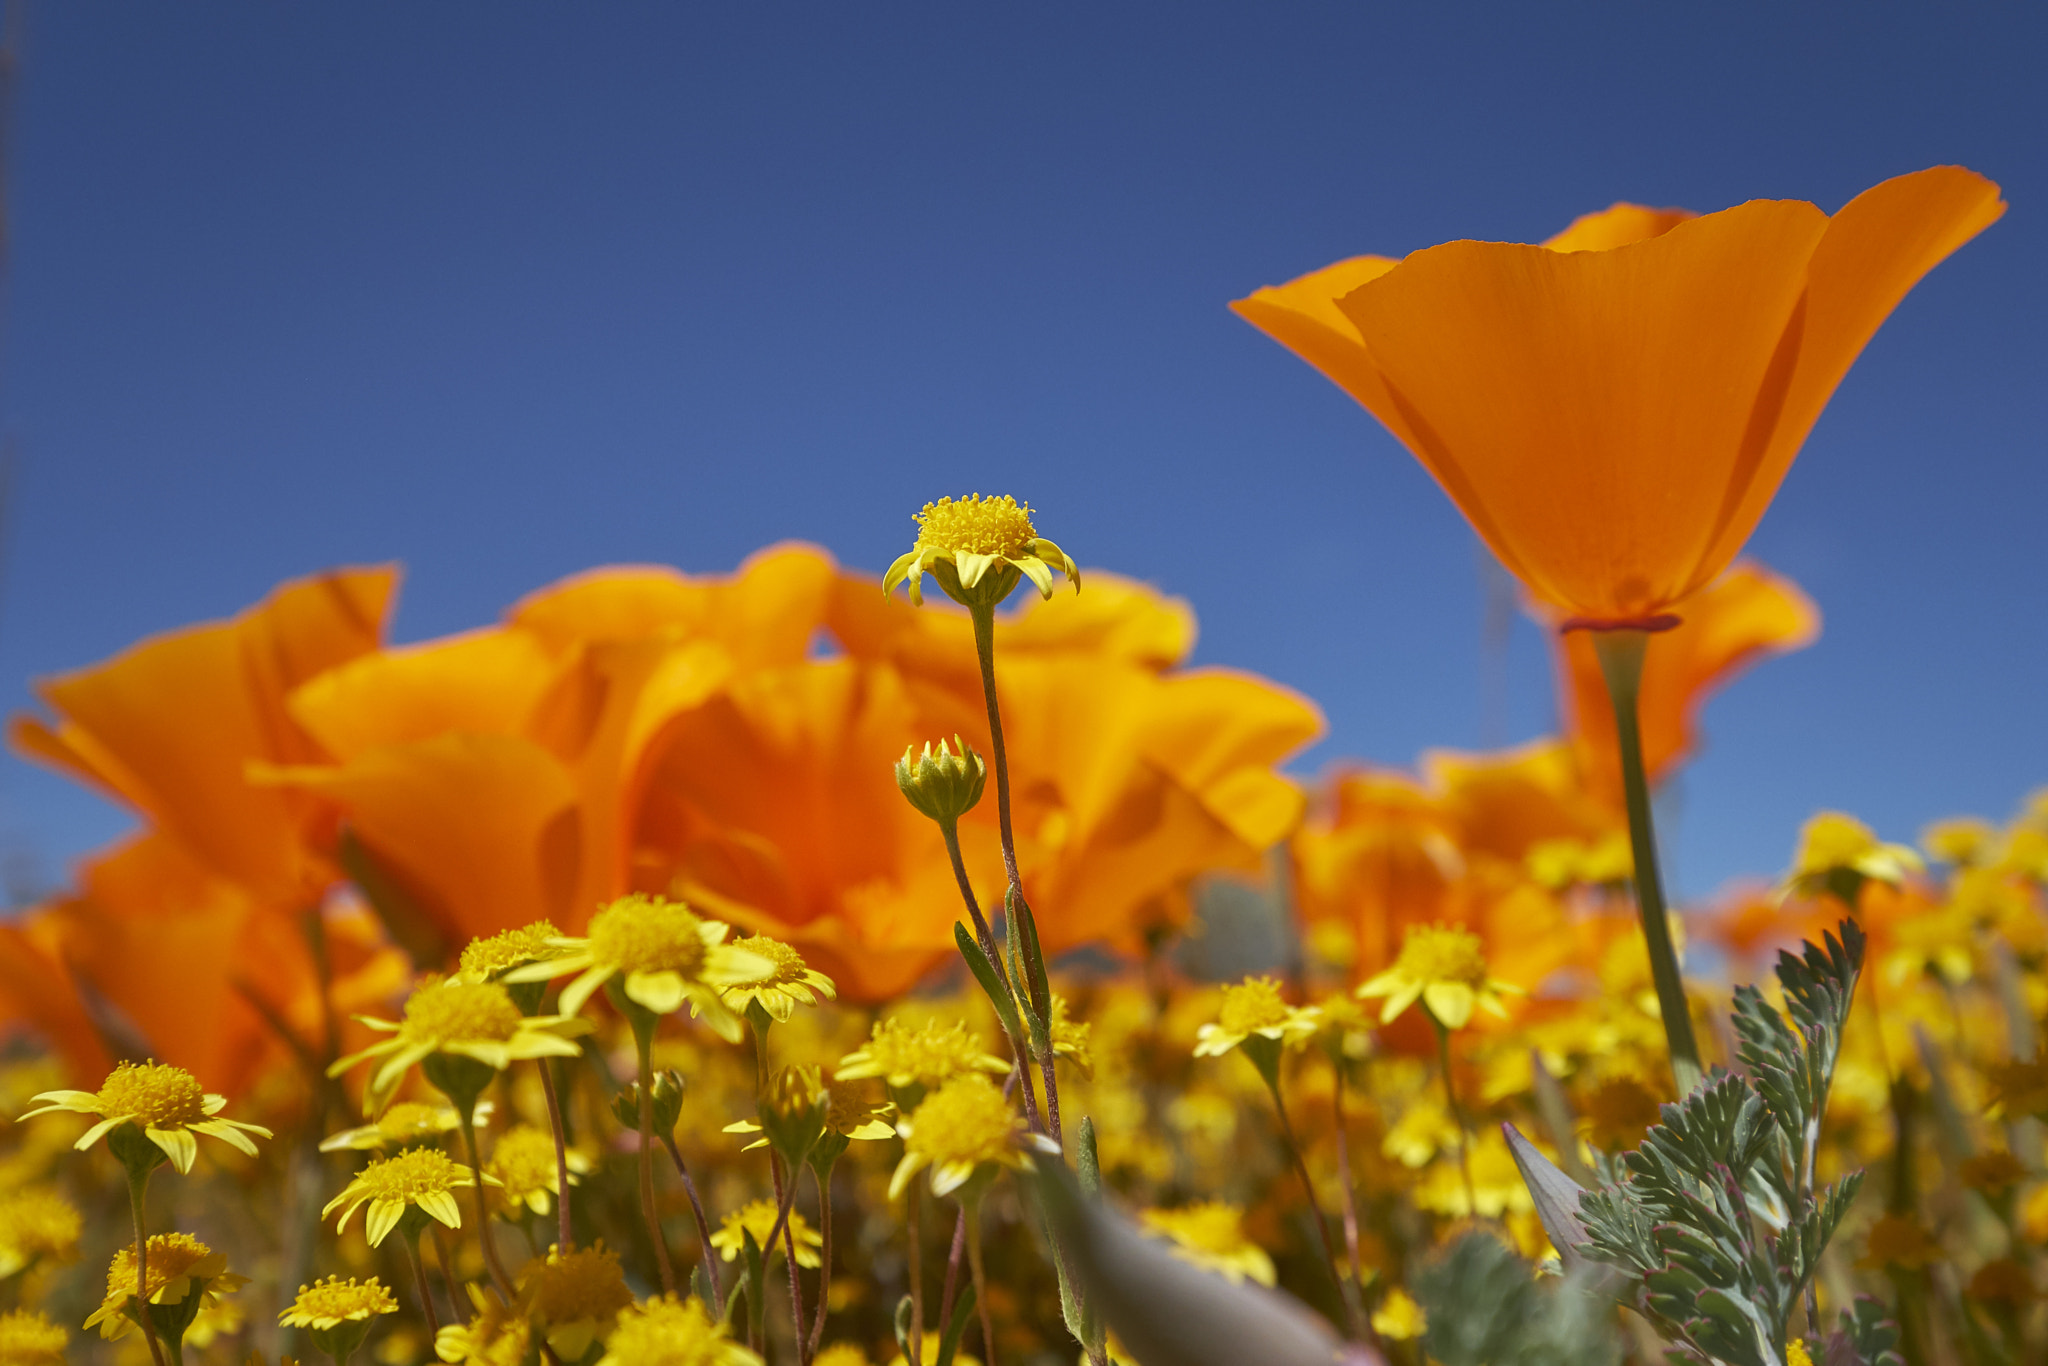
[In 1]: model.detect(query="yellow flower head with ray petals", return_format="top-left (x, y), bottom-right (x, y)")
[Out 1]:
top-left (329, 977), bottom-right (591, 1117)
top-left (837, 1017), bottom-right (1011, 1093)
top-left (20, 1061), bottom-right (271, 1176)
top-left (504, 895), bottom-right (773, 1041)
top-left (320, 1099), bottom-right (490, 1154)
top-left (0, 1309), bottom-right (66, 1366)
top-left (487, 1124), bottom-right (589, 1218)
top-left (596, 1293), bottom-right (761, 1366)
top-left (883, 494), bottom-right (1079, 610)
top-left (521, 1242), bottom-right (634, 1362)
top-left (323, 1146), bottom-right (493, 1247)
top-left (0, 1186), bottom-right (81, 1279)
top-left (1138, 1202), bottom-right (1276, 1286)
top-left (710, 1199), bottom-right (824, 1268)
top-left (279, 1276), bottom-right (399, 1331)
top-left (84, 1233), bottom-right (247, 1340)
top-left (718, 935), bottom-right (838, 1024)
top-left (1192, 977), bottom-right (1320, 1058)
top-left (888, 1073), bottom-right (1053, 1201)
top-left (1356, 924), bottom-right (1521, 1030)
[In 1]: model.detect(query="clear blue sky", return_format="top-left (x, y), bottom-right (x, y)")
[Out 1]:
top-left (2, 4), bottom-right (2042, 905)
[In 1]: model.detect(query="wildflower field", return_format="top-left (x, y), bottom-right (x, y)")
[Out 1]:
top-left (0, 165), bottom-right (2034, 1366)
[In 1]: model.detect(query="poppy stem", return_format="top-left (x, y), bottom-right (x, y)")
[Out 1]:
top-left (1590, 628), bottom-right (1704, 1095)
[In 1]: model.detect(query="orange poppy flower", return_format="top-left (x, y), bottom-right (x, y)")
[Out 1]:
top-left (1233, 167), bottom-right (2004, 622)
top-left (1418, 739), bottom-right (1617, 868)
top-left (1550, 561), bottom-right (1820, 802)
top-left (11, 567), bottom-right (398, 904)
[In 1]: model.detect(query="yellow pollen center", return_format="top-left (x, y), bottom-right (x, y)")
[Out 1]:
top-left (400, 981), bottom-right (525, 1047)
top-left (460, 921), bottom-right (563, 978)
top-left (358, 1147), bottom-right (466, 1203)
top-left (913, 494), bottom-right (1038, 558)
top-left (1395, 926), bottom-right (1490, 987)
top-left (96, 1062), bottom-right (208, 1129)
top-left (587, 897), bottom-right (710, 977)
top-left (529, 1245), bottom-right (632, 1324)
top-left (287, 1277), bottom-right (397, 1323)
top-left (1215, 978), bottom-right (1292, 1036)
top-left (736, 936), bottom-right (806, 985)
top-left (604, 1296), bottom-right (732, 1366)
top-left (105, 1233), bottom-right (214, 1299)
top-left (904, 1075), bottom-right (1018, 1168)
top-left (488, 1127), bottom-right (562, 1198)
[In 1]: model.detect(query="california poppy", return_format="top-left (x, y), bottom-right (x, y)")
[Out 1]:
top-left (1233, 167), bottom-right (2003, 622)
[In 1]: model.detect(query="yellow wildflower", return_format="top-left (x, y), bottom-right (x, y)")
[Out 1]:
top-left (21, 1061), bottom-right (270, 1175)
top-left (522, 1243), bottom-right (634, 1361)
top-left (1785, 812), bottom-right (1922, 903)
top-left (1138, 1202), bottom-right (1276, 1286)
top-left (504, 894), bottom-right (773, 1039)
top-left (1986, 1060), bottom-right (2048, 1120)
top-left (1923, 817), bottom-right (1999, 867)
top-left (1049, 995), bottom-right (1094, 1078)
top-left (1192, 976), bottom-right (1320, 1058)
top-left (718, 934), bottom-right (838, 1023)
top-left (84, 1233), bottom-right (247, 1340)
top-left (323, 1147), bottom-right (490, 1247)
top-left (837, 1017), bottom-right (1011, 1091)
top-left (321, 1100), bottom-right (490, 1154)
top-left (1527, 831), bottom-right (1632, 890)
top-left (435, 1286), bottom-right (529, 1366)
top-left (329, 976), bottom-right (590, 1116)
top-left (279, 1276), bottom-right (399, 1331)
top-left (1357, 924), bottom-right (1520, 1030)
top-left (487, 1124), bottom-right (588, 1218)
top-left (0, 1185), bottom-right (81, 1278)
top-left (460, 920), bottom-right (570, 981)
top-left (1369, 1288), bottom-right (1427, 1341)
top-left (813, 1347), bottom-right (870, 1366)
top-left (889, 1073), bottom-right (1051, 1200)
top-left (596, 1294), bottom-right (761, 1366)
top-left (710, 1199), bottom-right (824, 1269)
top-left (1786, 1340), bottom-right (1813, 1366)
top-left (0, 1310), bottom-right (66, 1366)
top-left (883, 493), bottom-right (1079, 609)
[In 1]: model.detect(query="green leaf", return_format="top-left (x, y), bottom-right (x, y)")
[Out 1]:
top-left (954, 922), bottom-right (1025, 1045)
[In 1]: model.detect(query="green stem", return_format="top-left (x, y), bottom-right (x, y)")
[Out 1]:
top-left (126, 1168), bottom-right (170, 1366)
top-left (634, 1030), bottom-right (677, 1294)
top-left (1431, 1014), bottom-right (1477, 1221)
top-left (1263, 1072), bottom-right (1368, 1342)
top-left (537, 1060), bottom-right (575, 1253)
top-left (1590, 628), bottom-right (1703, 1094)
top-left (906, 1182), bottom-right (925, 1366)
top-left (403, 1228), bottom-right (442, 1335)
top-left (457, 1109), bottom-right (515, 1299)
top-left (807, 1163), bottom-right (834, 1357)
top-left (965, 1201), bottom-right (996, 1366)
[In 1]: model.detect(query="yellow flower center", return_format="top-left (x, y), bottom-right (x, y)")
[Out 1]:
top-left (601, 1294), bottom-right (738, 1366)
top-left (587, 896), bottom-right (710, 977)
top-left (488, 1126), bottom-right (562, 1202)
top-left (96, 1062), bottom-right (208, 1129)
top-left (1394, 925), bottom-right (1490, 988)
top-left (913, 494), bottom-right (1038, 558)
top-left (903, 1074), bottom-right (1019, 1169)
top-left (284, 1276), bottom-right (398, 1324)
top-left (460, 921), bottom-right (564, 979)
top-left (104, 1233), bottom-right (216, 1300)
top-left (732, 935), bottom-right (807, 986)
top-left (356, 1147), bottom-right (466, 1204)
top-left (527, 1244), bottom-right (632, 1325)
top-left (1215, 978), bottom-right (1292, 1036)
top-left (400, 980), bottom-right (525, 1048)
top-left (0, 1310), bottom-right (66, 1362)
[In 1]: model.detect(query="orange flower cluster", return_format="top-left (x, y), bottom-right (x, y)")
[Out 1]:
top-left (0, 546), bottom-right (1320, 1088)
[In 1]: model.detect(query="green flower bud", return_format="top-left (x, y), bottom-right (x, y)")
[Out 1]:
top-left (612, 1068), bottom-right (686, 1137)
top-left (895, 736), bottom-right (986, 825)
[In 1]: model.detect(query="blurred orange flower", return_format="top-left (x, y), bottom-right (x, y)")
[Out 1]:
top-left (1549, 561), bottom-right (1820, 802)
top-left (1234, 167), bottom-right (2003, 622)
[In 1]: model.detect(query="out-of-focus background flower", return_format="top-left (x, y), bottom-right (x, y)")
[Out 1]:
top-left (0, 4), bottom-right (2043, 902)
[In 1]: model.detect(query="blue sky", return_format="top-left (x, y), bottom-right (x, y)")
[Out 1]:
top-left (2, 5), bottom-right (2042, 904)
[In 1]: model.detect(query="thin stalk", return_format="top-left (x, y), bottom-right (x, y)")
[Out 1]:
top-left (126, 1168), bottom-right (170, 1366)
top-left (634, 1032), bottom-right (677, 1294)
top-left (660, 1135), bottom-right (721, 1308)
top-left (965, 1202), bottom-right (995, 1366)
top-left (938, 1206), bottom-right (967, 1343)
top-left (537, 1060), bottom-right (575, 1252)
top-left (906, 1183), bottom-right (925, 1366)
top-left (403, 1229), bottom-right (443, 1335)
top-left (1430, 1015), bottom-right (1477, 1221)
top-left (1590, 628), bottom-right (1703, 1094)
top-left (770, 1156), bottom-right (809, 1366)
top-left (941, 821), bottom-right (1041, 1134)
top-left (806, 1165), bottom-right (834, 1357)
top-left (1330, 1058), bottom-right (1364, 1294)
top-left (430, 1226), bottom-right (468, 1322)
top-left (456, 1109), bottom-right (515, 1299)
top-left (1264, 1075), bottom-right (1367, 1342)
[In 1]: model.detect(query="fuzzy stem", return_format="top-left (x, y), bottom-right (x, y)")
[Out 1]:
top-left (537, 1060), bottom-right (575, 1252)
top-left (906, 1183), bottom-right (925, 1366)
top-left (457, 1108), bottom-right (515, 1299)
top-left (1590, 628), bottom-right (1703, 1094)
top-left (126, 1168), bottom-right (170, 1366)
top-left (965, 1202), bottom-right (996, 1366)
top-left (807, 1164), bottom-right (834, 1357)
top-left (660, 1135), bottom-right (721, 1309)
top-left (770, 1155), bottom-right (809, 1366)
top-left (632, 1032), bottom-right (677, 1294)
top-left (938, 1206), bottom-right (967, 1343)
top-left (1331, 1057), bottom-right (1364, 1294)
top-left (403, 1229), bottom-right (442, 1335)
top-left (1264, 1072), bottom-right (1367, 1342)
top-left (1430, 1014), bottom-right (1478, 1221)
top-left (941, 820), bottom-right (1041, 1134)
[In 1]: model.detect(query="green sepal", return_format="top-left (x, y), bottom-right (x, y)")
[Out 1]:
top-left (893, 1295), bottom-right (915, 1363)
top-left (421, 1053), bottom-right (497, 1114)
top-left (108, 1122), bottom-right (170, 1182)
top-left (307, 1317), bottom-right (375, 1366)
top-left (934, 1283), bottom-right (977, 1366)
top-left (741, 1228), bottom-right (766, 1341)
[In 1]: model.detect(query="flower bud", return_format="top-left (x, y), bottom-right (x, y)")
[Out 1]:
top-left (895, 736), bottom-right (986, 826)
top-left (611, 1068), bottom-right (686, 1137)
top-left (756, 1064), bottom-right (828, 1165)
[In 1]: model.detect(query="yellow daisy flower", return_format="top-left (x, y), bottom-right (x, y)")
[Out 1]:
top-left (83, 1232), bottom-right (247, 1340)
top-left (1356, 924), bottom-right (1520, 1030)
top-left (1785, 811), bottom-right (1923, 903)
top-left (459, 920), bottom-right (570, 981)
top-left (710, 1199), bottom-right (824, 1269)
top-left (1137, 1203), bottom-right (1276, 1286)
top-left (1048, 995), bottom-right (1094, 1079)
top-left (1191, 977), bottom-right (1320, 1058)
top-left (20, 1061), bottom-right (271, 1175)
top-left (888, 1073), bottom-right (1053, 1201)
top-left (882, 493), bottom-right (1079, 610)
top-left (718, 934), bottom-right (837, 1023)
top-left (837, 1017), bottom-right (1011, 1092)
top-left (813, 1346), bottom-right (871, 1366)
top-left (486, 1124), bottom-right (590, 1219)
top-left (520, 1243), bottom-right (634, 1362)
top-left (434, 1286), bottom-right (529, 1366)
top-left (329, 977), bottom-right (590, 1117)
top-left (323, 1147), bottom-right (492, 1247)
top-left (1369, 1288), bottom-right (1427, 1341)
top-left (596, 1294), bottom-right (761, 1366)
top-left (0, 1185), bottom-right (81, 1278)
top-left (279, 1277), bottom-right (398, 1366)
top-left (319, 1100), bottom-right (492, 1154)
top-left (0, 1309), bottom-right (66, 1366)
top-left (504, 894), bottom-right (773, 1039)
